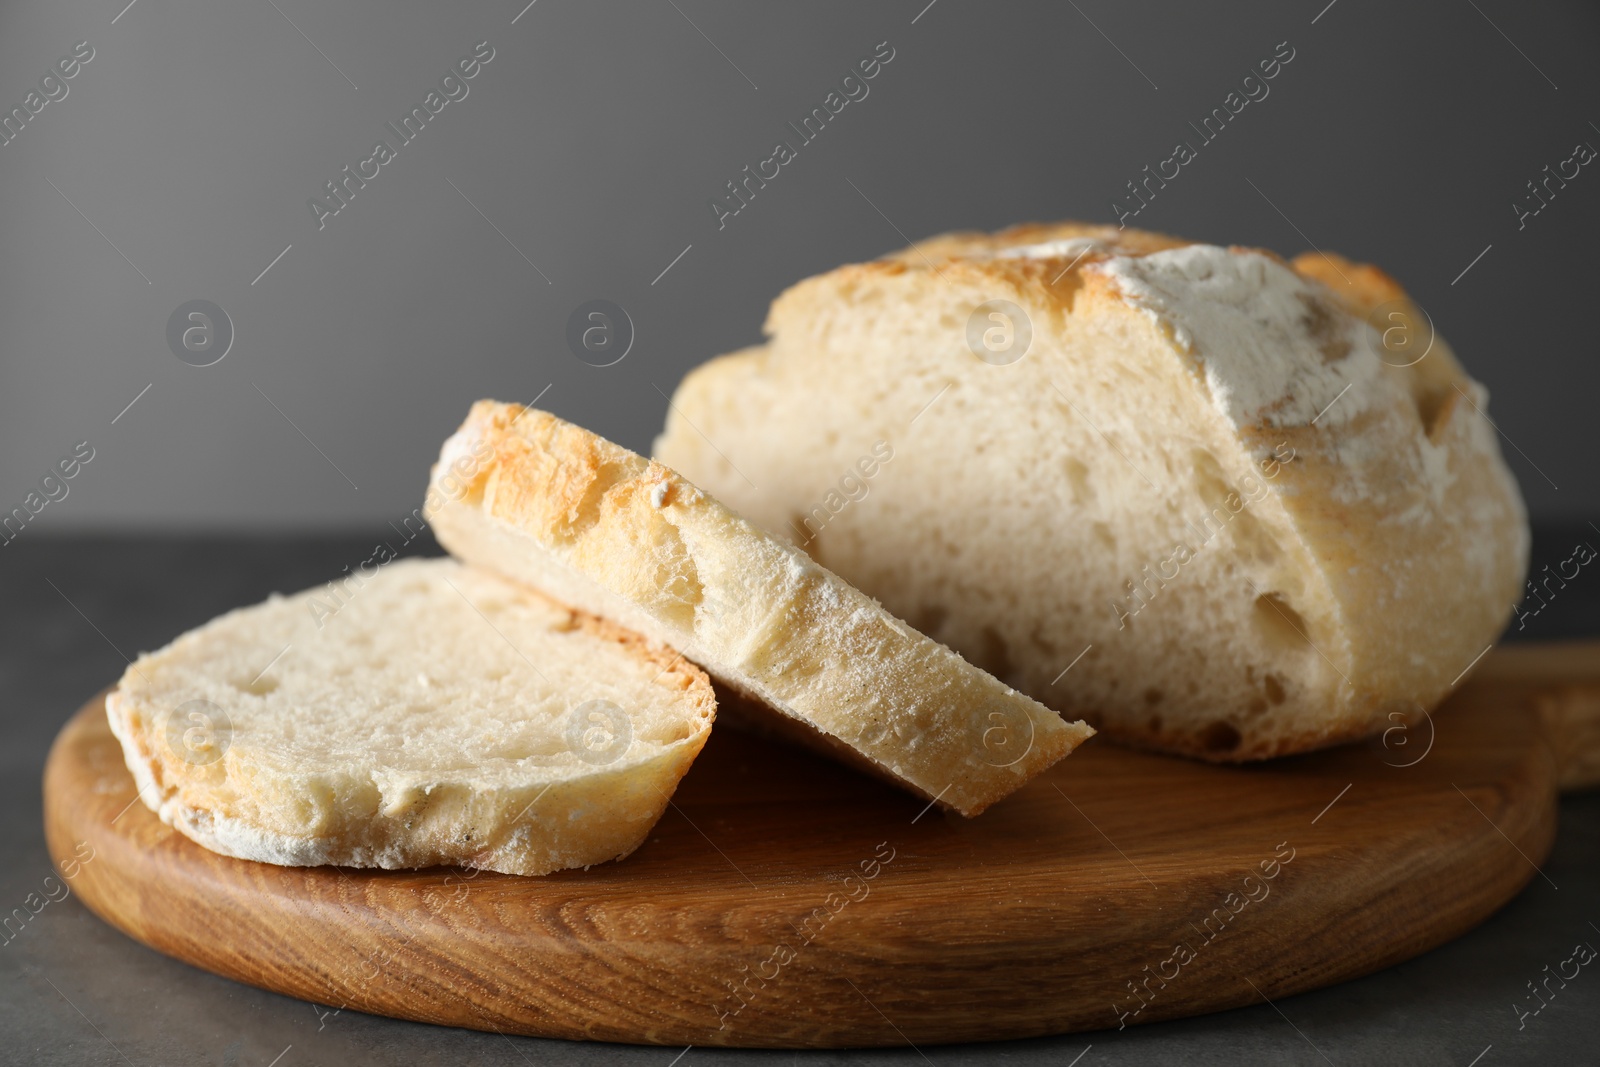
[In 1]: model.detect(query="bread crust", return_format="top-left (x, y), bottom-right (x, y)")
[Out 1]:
top-left (426, 403), bottom-right (1093, 815)
top-left (658, 222), bottom-right (1529, 762)
top-left (105, 559), bottom-right (715, 876)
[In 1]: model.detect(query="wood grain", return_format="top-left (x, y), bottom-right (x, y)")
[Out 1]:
top-left (43, 643), bottom-right (1590, 1048)
top-left (1477, 639), bottom-right (1600, 789)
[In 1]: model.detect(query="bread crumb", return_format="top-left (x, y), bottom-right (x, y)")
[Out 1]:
top-left (651, 482), bottom-right (670, 508)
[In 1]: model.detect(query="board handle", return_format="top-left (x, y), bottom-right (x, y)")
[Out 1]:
top-left (1477, 640), bottom-right (1600, 793)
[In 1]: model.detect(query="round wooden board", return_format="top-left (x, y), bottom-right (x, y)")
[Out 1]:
top-left (45, 677), bottom-right (1560, 1049)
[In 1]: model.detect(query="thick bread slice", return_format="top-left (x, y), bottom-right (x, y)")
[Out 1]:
top-left (655, 222), bottom-right (1530, 762)
top-left (424, 402), bottom-right (1091, 816)
top-left (105, 557), bottom-right (714, 876)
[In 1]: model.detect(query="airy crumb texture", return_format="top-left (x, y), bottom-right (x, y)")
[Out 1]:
top-left (654, 221), bottom-right (1530, 762)
top-left (425, 402), bottom-right (1092, 816)
top-left (105, 558), bottom-right (715, 876)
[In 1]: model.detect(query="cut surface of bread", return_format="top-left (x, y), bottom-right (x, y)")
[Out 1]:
top-left (105, 557), bottom-right (714, 876)
top-left (655, 222), bottom-right (1529, 762)
top-left (425, 402), bottom-right (1091, 816)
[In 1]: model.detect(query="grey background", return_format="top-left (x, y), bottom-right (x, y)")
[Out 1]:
top-left (0, 0), bottom-right (1596, 530)
top-left (4, 1), bottom-right (1600, 1064)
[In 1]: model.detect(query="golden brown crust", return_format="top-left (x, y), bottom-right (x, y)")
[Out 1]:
top-left (569, 601), bottom-right (714, 702)
top-left (771, 223), bottom-right (1191, 337)
top-left (1289, 251), bottom-right (1408, 315)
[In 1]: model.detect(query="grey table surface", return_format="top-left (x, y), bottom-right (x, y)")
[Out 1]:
top-left (3, 531), bottom-right (1597, 1067)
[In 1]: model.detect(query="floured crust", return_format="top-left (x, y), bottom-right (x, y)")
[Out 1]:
top-left (658, 221), bottom-right (1530, 762)
top-left (105, 558), bottom-right (715, 876)
top-left (425, 403), bottom-right (1093, 816)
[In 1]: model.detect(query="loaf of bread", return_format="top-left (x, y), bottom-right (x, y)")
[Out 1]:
top-left (105, 557), bottom-right (715, 875)
top-left (655, 222), bottom-right (1530, 761)
top-left (424, 402), bottom-right (1092, 816)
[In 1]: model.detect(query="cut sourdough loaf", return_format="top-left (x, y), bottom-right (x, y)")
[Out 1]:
top-left (655, 222), bottom-right (1530, 761)
top-left (105, 557), bottom-right (714, 876)
top-left (424, 402), bottom-right (1091, 816)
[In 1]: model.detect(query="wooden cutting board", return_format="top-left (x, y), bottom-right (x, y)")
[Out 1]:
top-left (42, 642), bottom-right (1597, 1048)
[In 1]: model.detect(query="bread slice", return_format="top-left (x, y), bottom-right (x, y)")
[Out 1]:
top-left (105, 557), bottom-right (714, 876)
top-left (424, 402), bottom-right (1091, 816)
top-left (654, 222), bottom-right (1530, 761)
